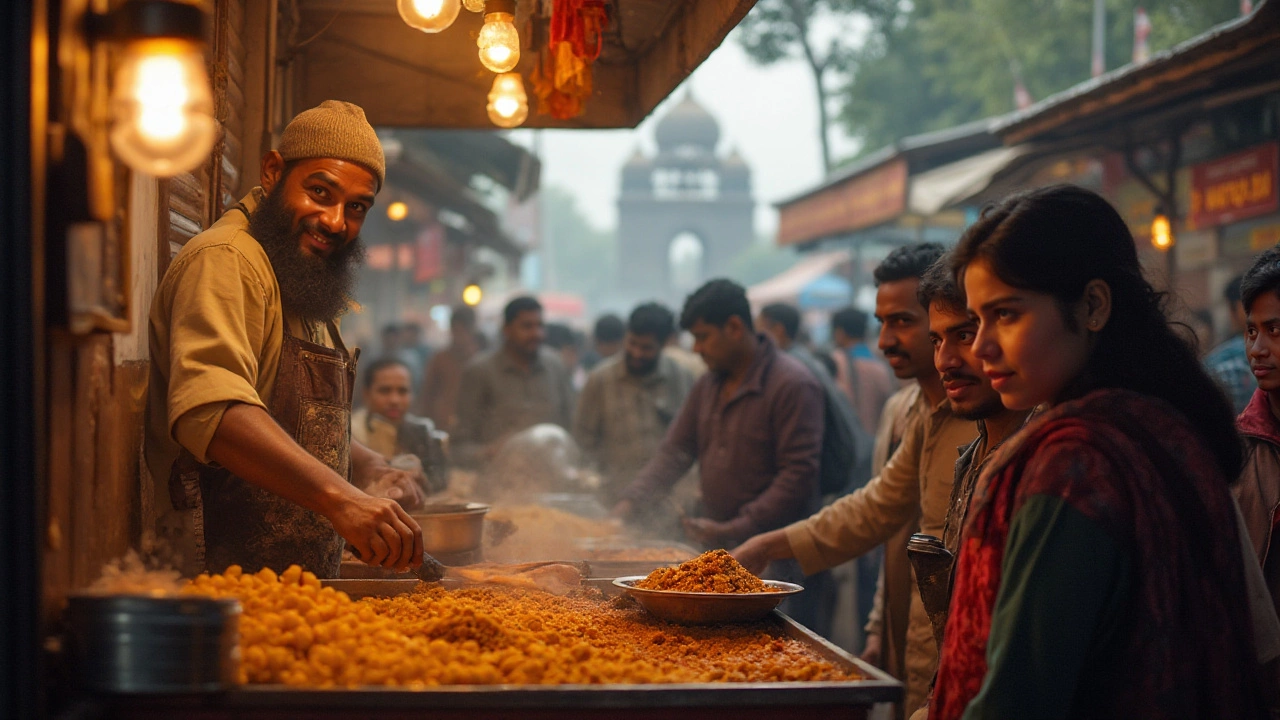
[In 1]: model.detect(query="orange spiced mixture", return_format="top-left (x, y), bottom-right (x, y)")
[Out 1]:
top-left (635, 549), bottom-right (781, 593)
top-left (183, 564), bottom-right (851, 687)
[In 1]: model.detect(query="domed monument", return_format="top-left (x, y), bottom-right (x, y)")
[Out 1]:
top-left (617, 92), bottom-right (754, 306)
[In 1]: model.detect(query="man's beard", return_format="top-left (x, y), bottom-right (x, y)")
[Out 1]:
top-left (248, 185), bottom-right (365, 323)
top-left (626, 354), bottom-right (659, 377)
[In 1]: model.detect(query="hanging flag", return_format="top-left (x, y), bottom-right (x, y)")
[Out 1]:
top-left (414, 222), bottom-right (445, 283)
top-left (1011, 61), bottom-right (1033, 110)
top-left (1133, 8), bottom-right (1152, 64)
top-left (1014, 79), bottom-right (1033, 110)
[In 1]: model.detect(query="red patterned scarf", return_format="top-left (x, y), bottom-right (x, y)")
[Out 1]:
top-left (932, 388), bottom-right (1265, 719)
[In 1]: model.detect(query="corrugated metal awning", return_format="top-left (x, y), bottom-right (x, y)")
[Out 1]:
top-left (908, 146), bottom-right (1030, 216)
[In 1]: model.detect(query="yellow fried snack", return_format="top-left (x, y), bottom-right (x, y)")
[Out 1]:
top-left (635, 550), bottom-right (780, 593)
top-left (184, 564), bottom-right (855, 687)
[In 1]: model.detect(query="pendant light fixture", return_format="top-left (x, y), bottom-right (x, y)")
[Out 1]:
top-left (100, 0), bottom-right (217, 177)
top-left (397, 0), bottom-right (463, 33)
top-left (477, 0), bottom-right (520, 73)
top-left (1151, 211), bottom-right (1174, 251)
top-left (486, 72), bottom-right (529, 128)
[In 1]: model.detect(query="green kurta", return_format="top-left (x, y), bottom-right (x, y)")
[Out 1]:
top-left (963, 493), bottom-right (1132, 720)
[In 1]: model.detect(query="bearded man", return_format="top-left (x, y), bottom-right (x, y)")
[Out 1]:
top-left (145, 100), bottom-right (425, 578)
top-left (573, 302), bottom-right (695, 505)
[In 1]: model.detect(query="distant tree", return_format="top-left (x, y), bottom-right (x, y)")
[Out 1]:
top-left (836, 0), bottom-right (1240, 156)
top-left (542, 186), bottom-right (617, 307)
top-left (727, 238), bottom-right (799, 287)
top-left (737, 0), bottom-right (896, 173)
top-left (836, 17), bottom-right (981, 154)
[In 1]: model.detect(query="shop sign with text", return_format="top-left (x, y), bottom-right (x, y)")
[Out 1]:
top-left (1189, 143), bottom-right (1278, 230)
top-left (777, 159), bottom-right (907, 246)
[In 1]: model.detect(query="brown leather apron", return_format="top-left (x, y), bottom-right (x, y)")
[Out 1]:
top-left (170, 320), bottom-right (358, 578)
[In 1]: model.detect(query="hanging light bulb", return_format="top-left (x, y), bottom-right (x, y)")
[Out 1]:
top-left (463, 0), bottom-right (486, 12)
top-left (397, 0), bottom-right (462, 33)
top-left (487, 72), bottom-right (529, 128)
top-left (105, 2), bottom-right (217, 177)
top-left (1151, 212), bottom-right (1174, 251)
top-left (462, 283), bottom-right (484, 306)
top-left (386, 201), bottom-right (409, 222)
top-left (477, 0), bottom-right (520, 73)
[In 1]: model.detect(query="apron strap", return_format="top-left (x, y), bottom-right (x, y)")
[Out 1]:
top-left (325, 319), bottom-right (352, 358)
top-left (168, 449), bottom-right (207, 567)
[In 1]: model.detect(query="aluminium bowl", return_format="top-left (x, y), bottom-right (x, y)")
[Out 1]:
top-left (65, 594), bottom-right (241, 693)
top-left (612, 576), bottom-right (803, 625)
top-left (410, 502), bottom-right (489, 555)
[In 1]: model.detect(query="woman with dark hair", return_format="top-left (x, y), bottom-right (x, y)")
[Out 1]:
top-left (931, 185), bottom-right (1268, 720)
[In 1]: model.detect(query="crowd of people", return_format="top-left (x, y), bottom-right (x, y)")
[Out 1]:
top-left (362, 185), bottom-right (1280, 719)
top-left (146, 99), bottom-right (1280, 718)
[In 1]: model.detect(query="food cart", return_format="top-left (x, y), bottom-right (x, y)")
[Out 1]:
top-left (80, 574), bottom-right (900, 720)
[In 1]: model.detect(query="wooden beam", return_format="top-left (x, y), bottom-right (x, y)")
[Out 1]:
top-left (636, 0), bottom-right (756, 124)
top-left (287, 0), bottom-right (758, 129)
top-left (1002, 33), bottom-right (1279, 145)
top-left (236, 0), bottom-right (275, 196)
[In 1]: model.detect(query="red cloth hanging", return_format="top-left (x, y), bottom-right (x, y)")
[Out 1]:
top-left (550, 0), bottom-right (607, 61)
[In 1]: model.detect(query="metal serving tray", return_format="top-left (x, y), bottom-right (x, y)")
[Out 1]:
top-left (574, 538), bottom-right (701, 579)
top-left (93, 579), bottom-right (901, 719)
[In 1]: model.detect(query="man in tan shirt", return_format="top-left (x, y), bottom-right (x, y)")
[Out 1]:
top-left (146, 101), bottom-right (424, 577)
top-left (733, 243), bottom-right (976, 716)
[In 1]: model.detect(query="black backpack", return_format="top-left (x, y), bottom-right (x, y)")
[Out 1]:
top-left (792, 348), bottom-right (873, 497)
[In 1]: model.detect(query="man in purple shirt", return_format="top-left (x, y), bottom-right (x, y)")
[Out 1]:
top-left (611, 279), bottom-right (825, 551)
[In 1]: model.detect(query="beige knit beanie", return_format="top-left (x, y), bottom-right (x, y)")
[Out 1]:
top-left (278, 100), bottom-right (385, 189)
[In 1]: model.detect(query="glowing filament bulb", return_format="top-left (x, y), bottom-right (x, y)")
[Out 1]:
top-left (397, 0), bottom-right (461, 33)
top-left (109, 38), bottom-right (217, 177)
top-left (478, 11), bottom-right (520, 73)
top-left (1151, 214), bottom-right (1174, 251)
top-left (486, 72), bottom-right (528, 128)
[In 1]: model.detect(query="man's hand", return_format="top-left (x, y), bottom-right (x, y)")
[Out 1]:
top-left (682, 517), bottom-right (734, 548)
top-left (860, 632), bottom-right (883, 666)
top-left (729, 529), bottom-right (793, 576)
top-left (330, 492), bottom-right (424, 570)
top-left (351, 439), bottom-right (425, 509)
top-left (362, 465), bottom-right (425, 510)
top-left (205, 405), bottom-right (424, 570)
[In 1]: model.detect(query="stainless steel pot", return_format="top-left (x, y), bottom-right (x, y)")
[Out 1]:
top-left (411, 502), bottom-right (489, 555)
top-left (65, 594), bottom-right (240, 693)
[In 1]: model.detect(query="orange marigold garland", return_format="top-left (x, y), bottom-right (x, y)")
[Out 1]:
top-left (532, 0), bottom-right (609, 120)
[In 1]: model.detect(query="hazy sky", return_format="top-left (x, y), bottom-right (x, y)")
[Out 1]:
top-left (509, 30), bottom-right (860, 236)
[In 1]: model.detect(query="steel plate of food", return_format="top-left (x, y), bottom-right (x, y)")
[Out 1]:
top-left (612, 550), bottom-right (804, 624)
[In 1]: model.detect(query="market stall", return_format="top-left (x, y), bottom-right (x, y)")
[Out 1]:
top-left (61, 430), bottom-right (901, 718)
top-left (70, 549), bottom-right (899, 719)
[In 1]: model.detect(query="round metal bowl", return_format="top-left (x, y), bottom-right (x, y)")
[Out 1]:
top-left (612, 576), bottom-right (803, 625)
top-left (65, 594), bottom-right (241, 693)
top-left (410, 502), bottom-right (489, 555)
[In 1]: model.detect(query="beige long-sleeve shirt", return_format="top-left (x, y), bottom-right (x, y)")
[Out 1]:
top-left (785, 394), bottom-right (976, 715)
top-left (785, 397), bottom-right (976, 572)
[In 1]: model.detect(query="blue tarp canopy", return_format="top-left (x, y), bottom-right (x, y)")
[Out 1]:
top-left (798, 273), bottom-right (853, 310)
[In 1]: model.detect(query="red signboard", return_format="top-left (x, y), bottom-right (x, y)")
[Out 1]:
top-left (777, 158), bottom-right (908, 246)
top-left (414, 222), bottom-right (445, 283)
top-left (1189, 142), bottom-right (1278, 230)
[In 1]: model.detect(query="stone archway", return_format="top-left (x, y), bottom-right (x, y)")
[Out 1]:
top-left (668, 231), bottom-right (705, 295)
